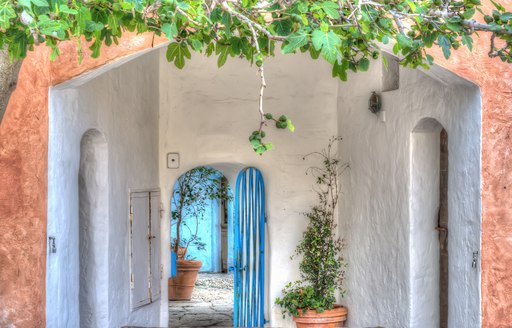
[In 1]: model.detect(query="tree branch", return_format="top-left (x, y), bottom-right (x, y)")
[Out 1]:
top-left (0, 48), bottom-right (22, 123)
top-left (219, 0), bottom-right (287, 42)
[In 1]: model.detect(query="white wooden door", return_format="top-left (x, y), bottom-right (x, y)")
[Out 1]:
top-left (130, 192), bottom-right (151, 309)
top-left (150, 191), bottom-right (161, 301)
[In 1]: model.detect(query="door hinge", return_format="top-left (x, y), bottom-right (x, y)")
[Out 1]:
top-left (130, 273), bottom-right (134, 289)
top-left (130, 205), bottom-right (133, 215)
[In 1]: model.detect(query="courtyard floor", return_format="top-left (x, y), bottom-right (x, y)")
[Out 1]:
top-left (169, 273), bottom-right (234, 327)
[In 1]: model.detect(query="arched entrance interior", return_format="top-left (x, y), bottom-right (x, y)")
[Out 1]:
top-left (409, 118), bottom-right (448, 327)
top-left (169, 166), bottom-right (235, 327)
top-left (170, 166), bottom-right (234, 273)
top-left (168, 165), bottom-right (266, 328)
top-left (78, 129), bottom-right (109, 328)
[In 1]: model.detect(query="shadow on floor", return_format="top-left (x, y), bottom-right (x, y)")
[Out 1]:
top-left (169, 273), bottom-right (234, 327)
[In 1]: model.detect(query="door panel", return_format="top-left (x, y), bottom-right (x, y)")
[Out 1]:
top-left (150, 191), bottom-right (161, 301)
top-left (130, 192), bottom-right (151, 309)
top-left (234, 168), bottom-right (266, 328)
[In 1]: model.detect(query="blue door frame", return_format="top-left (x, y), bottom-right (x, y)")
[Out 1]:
top-left (234, 167), bottom-right (266, 328)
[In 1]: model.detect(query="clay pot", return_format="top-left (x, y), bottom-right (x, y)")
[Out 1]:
top-left (293, 305), bottom-right (348, 328)
top-left (168, 260), bottom-right (202, 301)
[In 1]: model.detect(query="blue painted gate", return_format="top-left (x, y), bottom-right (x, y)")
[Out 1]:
top-left (234, 167), bottom-right (266, 327)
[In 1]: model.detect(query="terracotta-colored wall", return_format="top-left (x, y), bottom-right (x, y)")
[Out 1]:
top-left (428, 1), bottom-right (512, 325)
top-left (1, 4), bottom-right (511, 326)
top-left (0, 34), bottom-right (164, 327)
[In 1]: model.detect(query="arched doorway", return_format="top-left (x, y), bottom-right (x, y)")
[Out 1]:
top-left (169, 166), bottom-right (235, 327)
top-left (78, 129), bottom-right (109, 328)
top-left (409, 118), bottom-right (448, 328)
top-left (168, 166), bottom-right (267, 327)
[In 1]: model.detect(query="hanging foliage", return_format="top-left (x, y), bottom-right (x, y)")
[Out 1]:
top-left (1, 0), bottom-right (510, 153)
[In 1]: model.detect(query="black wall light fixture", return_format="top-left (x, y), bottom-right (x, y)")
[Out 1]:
top-left (368, 91), bottom-right (382, 114)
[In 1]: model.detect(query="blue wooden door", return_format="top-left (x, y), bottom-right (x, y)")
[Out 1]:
top-left (234, 168), bottom-right (266, 327)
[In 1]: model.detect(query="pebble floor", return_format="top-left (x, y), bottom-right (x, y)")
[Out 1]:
top-left (169, 273), bottom-right (234, 327)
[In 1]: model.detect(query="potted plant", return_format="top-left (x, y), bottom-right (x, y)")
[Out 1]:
top-left (275, 137), bottom-right (349, 327)
top-left (169, 166), bottom-right (230, 301)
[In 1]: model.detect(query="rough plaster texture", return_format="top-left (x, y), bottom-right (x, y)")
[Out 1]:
top-left (1, 3), bottom-right (511, 324)
top-left (0, 34), bottom-right (163, 327)
top-left (158, 51), bottom-right (339, 327)
top-left (337, 61), bottom-right (482, 328)
top-left (410, 120), bottom-right (442, 327)
top-left (79, 129), bottom-right (109, 327)
top-left (47, 52), bottom-right (160, 327)
top-left (427, 2), bottom-right (512, 324)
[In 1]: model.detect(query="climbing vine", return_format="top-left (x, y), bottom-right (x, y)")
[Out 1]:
top-left (1, 0), bottom-right (511, 153)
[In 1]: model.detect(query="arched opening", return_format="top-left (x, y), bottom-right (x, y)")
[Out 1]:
top-left (169, 166), bottom-right (234, 327)
top-left (409, 118), bottom-right (447, 328)
top-left (78, 129), bottom-right (109, 328)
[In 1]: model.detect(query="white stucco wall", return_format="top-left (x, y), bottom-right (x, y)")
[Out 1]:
top-left (46, 51), bottom-right (161, 328)
top-left (410, 123), bottom-right (442, 327)
top-left (337, 61), bottom-right (481, 327)
top-left (45, 45), bottom-right (482, 328)
top-left (158, 51), bottom-right (339, 327)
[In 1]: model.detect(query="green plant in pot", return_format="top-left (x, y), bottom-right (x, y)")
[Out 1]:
top-left (276, 137), bottom-right (348, 327)
top-left (169, 166), bottom-right (230, 301)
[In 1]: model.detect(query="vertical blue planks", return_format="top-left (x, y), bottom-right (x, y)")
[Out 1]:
top-left (234, 168), bottom-right (266, 328)
top-left (171, 252), bottom-right (177, 277)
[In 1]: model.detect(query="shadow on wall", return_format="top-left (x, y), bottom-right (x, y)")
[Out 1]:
top-left (79, 129), bottom-right (109, 327)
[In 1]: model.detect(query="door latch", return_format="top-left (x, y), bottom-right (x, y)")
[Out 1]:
top-left (472, 251), bottom-right (479, 269)
top-left (48, 236), bottom-right (56, 254)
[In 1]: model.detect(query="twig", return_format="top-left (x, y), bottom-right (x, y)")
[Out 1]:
top-left (219, 1), bottom-right (287, 41)
top-left (177, 7), bottom-right (201, 25)
top-left (244, 20), bottom-right (268, 131)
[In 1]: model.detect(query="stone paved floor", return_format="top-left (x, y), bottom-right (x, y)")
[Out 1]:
top-left (169, 273), bottom-right (234, 327)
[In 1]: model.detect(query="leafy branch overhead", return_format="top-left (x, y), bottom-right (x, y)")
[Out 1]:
top-left (2, 0), bottom-right (511, 152)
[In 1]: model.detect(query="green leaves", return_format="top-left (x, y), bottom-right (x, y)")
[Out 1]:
top-left (162, 22), bottom-right (178, 40)
top-left (249, 130), bottom-right (273, 155)
top-left (271, 19), bottom-right (293, 36)
top-left (32, 0), bottom-right (49, 6)
top-left (357, 58), bottom-right (370, 72)
top-left (166, 42), bottom-right (191, 69)
top-left (321, 1), bottom-right (340, 20)
top-left (312, 30), bottom-right (340, 64)
top-left (282, 31), bottom-right (308, 54)
top-left (0, 1), bottom-right (16, 29)
top-left (396, 33), bottom-right (413, 49)
top-left (438, 35), bottom-right (451, 59)
top-left (216, 43), bottom-right (230, 67)
top-left (462, 34), bottom-right (474, 51)
top-left (1, 0), bottom-right (511, 154)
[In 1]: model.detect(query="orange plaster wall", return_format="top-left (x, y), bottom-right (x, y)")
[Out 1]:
top-left (428, 1), bottom-right (512, 325)
top-left (0, 4), bottom-right (512, 326)
top-left (0, 33), bottom-right (164, 327)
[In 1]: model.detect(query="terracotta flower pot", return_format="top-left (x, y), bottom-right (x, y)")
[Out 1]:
top-left (293, 305), bottom-right (348, 328)
top-left (168, 260), bottom-right (202, 301)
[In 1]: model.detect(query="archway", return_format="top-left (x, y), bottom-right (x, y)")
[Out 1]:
top-left (169, 166), bottom-right (235, 327)
top-left (409, 118), bottom-right (447, 327)
top-left (78, 129), bottom-right (109, 328)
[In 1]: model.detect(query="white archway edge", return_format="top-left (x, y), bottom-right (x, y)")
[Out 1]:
top-left (410, 118), bottom-right (443, 327)
top-left (79, 129), bottom-right (109, 327)
top-left (47, 51), bottom-right (160, 327)
top-left (337, 60), bottom-right (481, 327)
top-left (47, 46), bottom-right (481, 328)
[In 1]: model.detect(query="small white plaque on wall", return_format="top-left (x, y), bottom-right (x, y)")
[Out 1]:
top-left (167, 153), bottom-right (180, 169)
